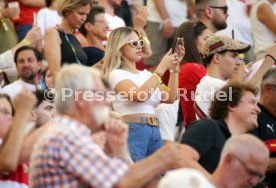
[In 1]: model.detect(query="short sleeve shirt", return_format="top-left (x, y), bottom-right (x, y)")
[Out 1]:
top-left (180, 119), bottom-right (231, 173)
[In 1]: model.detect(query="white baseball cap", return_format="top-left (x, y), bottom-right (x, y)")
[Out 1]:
top-left (158, 168), bottom-right (215, 188)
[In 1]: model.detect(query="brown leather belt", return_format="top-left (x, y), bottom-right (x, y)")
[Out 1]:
top-left (122, 115), bottom-right (159, 126)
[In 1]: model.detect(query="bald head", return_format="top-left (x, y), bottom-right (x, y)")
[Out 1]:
top-left (196, 0), bottom-right (228, 33)
top-left (196, 0), bottom-right (219, 17)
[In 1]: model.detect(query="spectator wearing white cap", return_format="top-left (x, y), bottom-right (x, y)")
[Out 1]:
top-left (158, 168), bottom-right (214, 188)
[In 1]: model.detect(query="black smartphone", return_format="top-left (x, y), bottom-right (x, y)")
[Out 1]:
top-left (172, 37), bottom-right (181, 54)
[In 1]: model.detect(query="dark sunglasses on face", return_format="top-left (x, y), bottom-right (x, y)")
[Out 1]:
top-left (127, 39), bottom-right (145, 47)
top-left (209, 6), bottom-right (228, 14)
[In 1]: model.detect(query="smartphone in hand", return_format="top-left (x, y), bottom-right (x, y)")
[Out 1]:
top-left (172, 37), bottom-right (181, 54)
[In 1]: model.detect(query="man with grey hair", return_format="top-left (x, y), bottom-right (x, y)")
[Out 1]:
top-left (211, 134), bottom-right (269, 188)
top-left (251, 67), bottom-right (276, 187)
top-left (196, 0), bottom-right (228, 33)
top-left (159, 134), bottom-right (269, 188)
top-left (29, 64), bottom-right (187, 187)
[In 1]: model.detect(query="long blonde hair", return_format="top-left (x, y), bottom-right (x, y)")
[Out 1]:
top-left (102, 27), bottom-right (134, 79)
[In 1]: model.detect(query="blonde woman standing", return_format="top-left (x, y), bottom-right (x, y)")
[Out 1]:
top-left (102, 27), bottom-right (185, 162)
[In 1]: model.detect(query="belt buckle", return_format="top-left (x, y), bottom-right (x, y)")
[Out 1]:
top-left (148, 117), bottom-right (158, 126)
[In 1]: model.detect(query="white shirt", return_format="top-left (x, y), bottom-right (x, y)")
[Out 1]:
top-left (109, 69), bottom-right (161, 116)
top-left (104, 13), bottom-right (125, 45)
top-left (0, 50), bottom-right (14, 70)
top-left (1, 79), bottom-right (37, 98)
top-left (37, 8), bottom-right (62, 46)
top-left (218, 0), bottom-right (253, 45)
top-left (147, 0), bottom-right (188, 27)
top-left (251, 0), bottom-right (276, 60)
top-left (195, 76), bottom-right (226, 118)
top-left (156, 101), bottom-right (179, 141)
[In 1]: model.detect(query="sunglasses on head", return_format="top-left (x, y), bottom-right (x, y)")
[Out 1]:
top-left (209, 6), bottom-right (228, 14)
top-left (127, 39), bottom-right (145, 47)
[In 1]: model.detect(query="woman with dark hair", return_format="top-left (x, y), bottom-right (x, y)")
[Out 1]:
top-left (44, 0), bottom-right (92, 76)
top-left (176, 21), bottom-right (211, 127)
top-left (39, 67), bottom-right (54, 90)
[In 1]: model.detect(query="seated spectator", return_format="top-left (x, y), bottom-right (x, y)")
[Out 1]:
top-left (250, 67), bottom-right (276, 187)
top-left (29, 64), bottom-right (186, 187)
top-left (180, 82), bottom-right (260, 176)
top-left (79, 5), bottom-right (107, 67)
top-left (210, 134), bottom-right (269, 188)
top-left (195, 35), bottom-right (276, 118)
top-left (33, 89), bottom-right (55, 128)
top-left (39, 67), bottom-right (54, 90)
top-left (102, 27), bottom-right (184, 162)
top-left (0, 90), bottom-right (37, 187)
top-left (44, 0), bottom-right (92, 76)
top-left (79, 5), bottom-right (108, 50)
top-left (1, 46), bottom-right (42, 98)
top-left (0, 26), bottom-right (42, 73)
top-left (161, 134), bottom-right (269, 188)
top-left (158, 168), bottom-right (212, 188)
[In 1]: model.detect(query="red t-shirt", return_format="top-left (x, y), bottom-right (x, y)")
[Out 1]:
top-left (179, 62), bottom-right (206, 127)
top-left (0, 163), bottom-right (29, 187)
top-left (8, 0), bottom-right (39, 26)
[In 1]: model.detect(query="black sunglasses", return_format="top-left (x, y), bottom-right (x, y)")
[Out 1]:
top-left (209, 6), bottom-right (228, 14)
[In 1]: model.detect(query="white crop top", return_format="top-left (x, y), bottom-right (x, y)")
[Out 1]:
top-left (109, 69), bottom-right (161, 116)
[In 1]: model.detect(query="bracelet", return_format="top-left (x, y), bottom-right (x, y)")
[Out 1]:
top-left (154, 71), bottom-right (163, 78)
top-left (265, 54), bottom-right (276, 63)
top-left (169, 69), bottom-right (179, 74)
top-left (152, 72), bottom-right (170, 92)
top-left (22, 38), bottom-right (30, 46)
top-left (153, 72), bottom-right (162, 84)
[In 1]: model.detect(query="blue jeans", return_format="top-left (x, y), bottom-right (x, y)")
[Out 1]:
top-left (128, 123), bottom-right (163, 162)
top-left (16, 24), bottom-right (32, 42)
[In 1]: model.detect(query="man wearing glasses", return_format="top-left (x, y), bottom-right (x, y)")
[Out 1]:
top-left (161, 134), bottom-right (269, 188)
top-left (211, 134), bottom-right (269, 188)
top-left (196, 0), bottom-right (228, 33)
top-left (250, 67), bottom-right (276, 188)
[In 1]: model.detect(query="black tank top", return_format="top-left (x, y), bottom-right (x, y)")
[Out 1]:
top-left (57, 29), bottom-right (88, 66)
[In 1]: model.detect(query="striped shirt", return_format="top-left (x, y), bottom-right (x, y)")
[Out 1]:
top-left (29, 115), bottom-right (128, 188)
